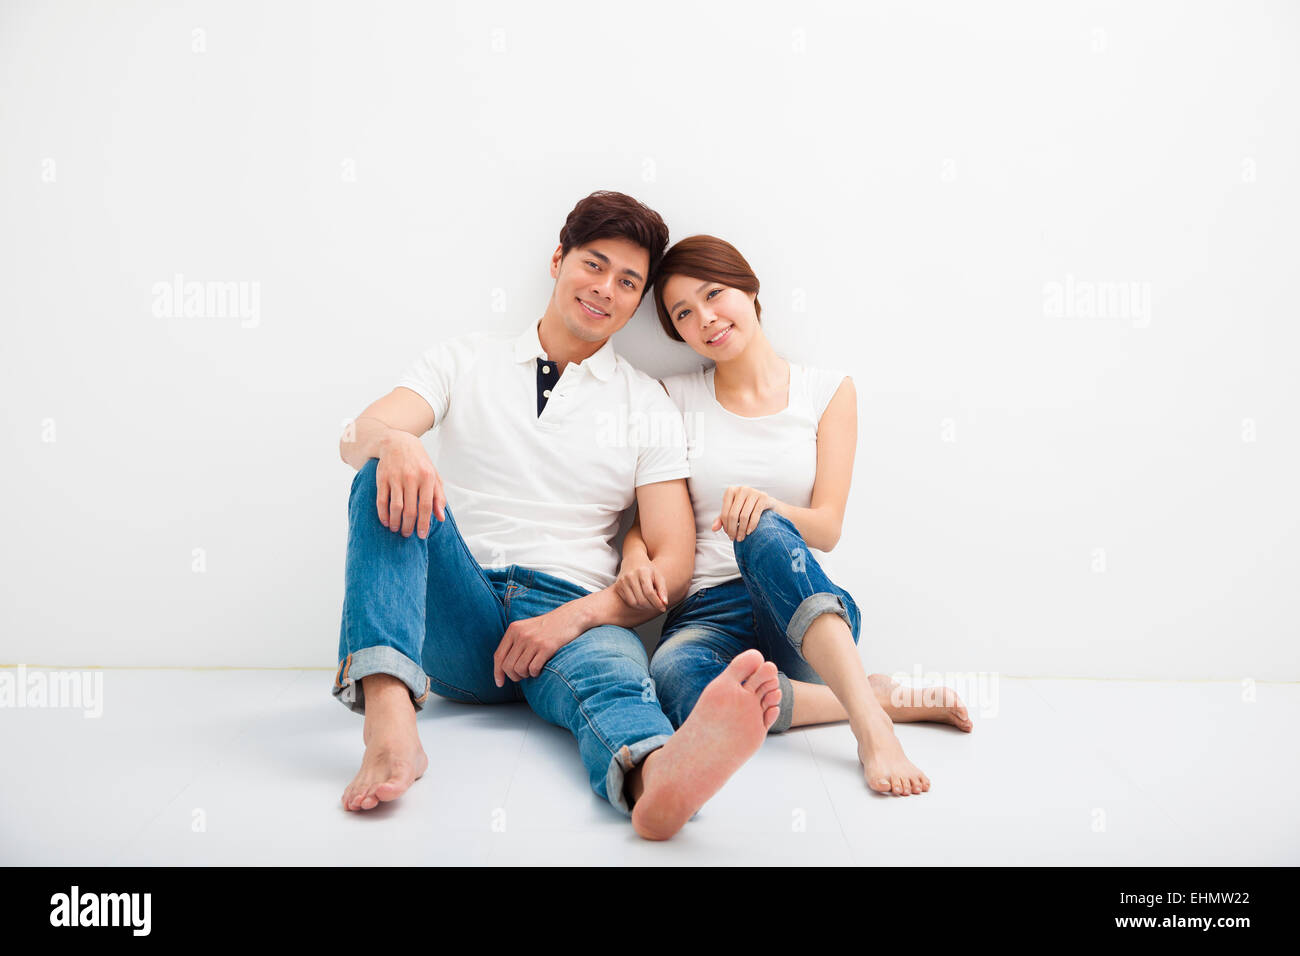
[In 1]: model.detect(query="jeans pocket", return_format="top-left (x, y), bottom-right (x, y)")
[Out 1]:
top-left (504, 581), bottom-right (528, 612)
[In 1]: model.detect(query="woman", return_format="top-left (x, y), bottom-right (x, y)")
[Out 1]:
top-left (616, 235), bottom-right (972, 797)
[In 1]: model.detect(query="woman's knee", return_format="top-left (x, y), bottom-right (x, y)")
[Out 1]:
top-left (649, 635), bottom-right (719, 709)
top-left (648, 651), bottom-right (703, 729)
top-left (845, 594), bottom-right (862, 643)
top-left (648, 634), bottom-right (695, 688)
top-left (733, 509), bottom-right (802, 565)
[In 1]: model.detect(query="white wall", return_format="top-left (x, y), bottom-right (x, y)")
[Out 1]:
top-left (1, 0), bottom-right (1296, 680)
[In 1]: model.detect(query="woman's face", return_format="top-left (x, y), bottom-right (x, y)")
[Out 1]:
top-left (661, 274), bottom-right (759, 360)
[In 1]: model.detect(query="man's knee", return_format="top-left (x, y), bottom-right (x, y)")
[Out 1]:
top-left (544, 625), bottom-right (649, 684)
top-left (349, 457), bottom-right (456, 538)
top-left (349, 456), bottom-right (381, 505)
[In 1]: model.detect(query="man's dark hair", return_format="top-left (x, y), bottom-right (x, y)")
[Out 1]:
top-left (559, 191), bottom-right (670, 298)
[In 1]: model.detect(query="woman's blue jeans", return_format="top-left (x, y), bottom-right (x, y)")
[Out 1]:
top-left (650, 510), bottom-right (862, 733)
top-left (332, 458), bottom-right (673, 816)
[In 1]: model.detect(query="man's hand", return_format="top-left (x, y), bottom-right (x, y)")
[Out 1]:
top-left (614, 551), bottom-right (668, 613)
top-left (712, 485), bottom-right (775, 542)
top-left (376, 431), bottom-right (447, 538)
top-left (493, 603), bottom-right (586, 686)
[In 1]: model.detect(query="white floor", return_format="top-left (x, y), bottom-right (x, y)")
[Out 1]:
top-left (1, 668), bottom-right (1295, 866)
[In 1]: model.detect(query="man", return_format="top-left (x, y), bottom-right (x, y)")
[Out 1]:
top-left (334, 190), bottom-right (784, 840)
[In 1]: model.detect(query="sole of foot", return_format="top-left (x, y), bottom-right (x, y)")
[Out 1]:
top-left (631, 648), bottom-right (781, 840)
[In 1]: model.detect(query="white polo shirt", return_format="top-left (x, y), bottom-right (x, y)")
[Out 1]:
top-left (395, 320), bottom-right (690, 593)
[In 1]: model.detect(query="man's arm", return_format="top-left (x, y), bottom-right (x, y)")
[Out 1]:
top-left (339, 386), bottom-right (437, 470)
top-left (492, 478), bottom-right (696, 685)
top-left (570, 477), bottom-right (695, 629)
top-left (340, 386), bottom-right (447, 537)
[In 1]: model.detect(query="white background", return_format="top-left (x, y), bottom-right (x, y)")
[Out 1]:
top-left (1, 0), bottom-right (1296, 680)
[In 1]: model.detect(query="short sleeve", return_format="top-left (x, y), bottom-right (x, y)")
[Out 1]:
top-left (633, 376), bottom-right (691, 487)
top-left (657, 372), bottom-right (690, 416)
top-left (808, 366), bottom-right (850, 421)
top-left (394, 333), bottom-right (487, 426)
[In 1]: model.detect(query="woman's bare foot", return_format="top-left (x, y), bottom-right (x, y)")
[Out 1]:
top-left (855, 710), bottom-right (931, 796)
top-left (869, 673), bottom-right (973, 732)
top-left (341, 674), bottom-right (429, 812)
top-left (630, 649), bottom-right (781, 840)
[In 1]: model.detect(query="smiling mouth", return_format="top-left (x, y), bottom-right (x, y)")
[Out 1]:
top-left (705, 325), bottom-right (732, 345)
top-left (577, 298), bottom-right (609, 318)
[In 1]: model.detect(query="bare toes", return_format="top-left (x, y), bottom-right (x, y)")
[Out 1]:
top-left (744, 662), bottom-right (778, 691)
top-left (722, 649), bottom-right (764, 687)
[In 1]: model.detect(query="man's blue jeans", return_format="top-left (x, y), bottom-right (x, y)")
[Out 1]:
top-left (650, 510), bottom-right (862, 734)
top-left (332, 458), bottom-right (673, 815)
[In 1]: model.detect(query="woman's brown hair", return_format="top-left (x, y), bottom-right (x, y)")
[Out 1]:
top-left (652, 235), bottom-right (762, 342)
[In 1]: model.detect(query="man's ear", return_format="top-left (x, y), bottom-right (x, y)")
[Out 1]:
top-left (550, 244), bottom-right (565, 279)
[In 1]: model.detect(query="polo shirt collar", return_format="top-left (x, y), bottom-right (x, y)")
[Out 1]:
top-left (513, 319), bottom-right (617, 382)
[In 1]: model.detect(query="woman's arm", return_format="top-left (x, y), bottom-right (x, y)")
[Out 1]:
top-left (771, 376), bottom-right (856, 550)
top-left (622, 513), bottom-right (650, 564)
top-left (713, 377), bottom-right (857, 552)
top-left (614, 513), bottom-right (662, 611)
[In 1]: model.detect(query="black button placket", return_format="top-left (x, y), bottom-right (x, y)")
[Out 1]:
top-left (536, 357), bottom-right (561, 417)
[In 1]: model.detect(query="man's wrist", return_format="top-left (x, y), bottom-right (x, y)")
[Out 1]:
top-left (563, 593), bottom-right (597, 633)
top-left (374, 424), bottom-right (402, 454)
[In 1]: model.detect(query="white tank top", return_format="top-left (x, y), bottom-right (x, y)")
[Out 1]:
top-left (660, 362), bottom-right (849, 598)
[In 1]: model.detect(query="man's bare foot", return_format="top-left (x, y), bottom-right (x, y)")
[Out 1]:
top-left (855, 710), bottom-right (931, 796)
top-left (869, 673), bottom-right (973, 732)
top-left (341, 674), bottom-right (429, 812)
top-left (630, 648), bottom-right (781, 840)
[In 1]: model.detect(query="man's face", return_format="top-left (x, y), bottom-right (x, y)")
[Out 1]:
top-left (549, 237), bottom-right (651, 343)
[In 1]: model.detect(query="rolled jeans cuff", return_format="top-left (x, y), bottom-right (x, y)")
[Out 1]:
top-left (605, 734), bottom-right (672, 816)
top-left (333, 645), bottom-right (431, 715)
top-left (786, 592), bottom-right (853, 661)
top-left (768, 671), bottom-right (794, 734)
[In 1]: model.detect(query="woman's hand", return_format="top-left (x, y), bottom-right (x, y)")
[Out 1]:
top-left (712, 486), bottom-right (776, 542)
top-left (614, 551), bottom-right (668, 613)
